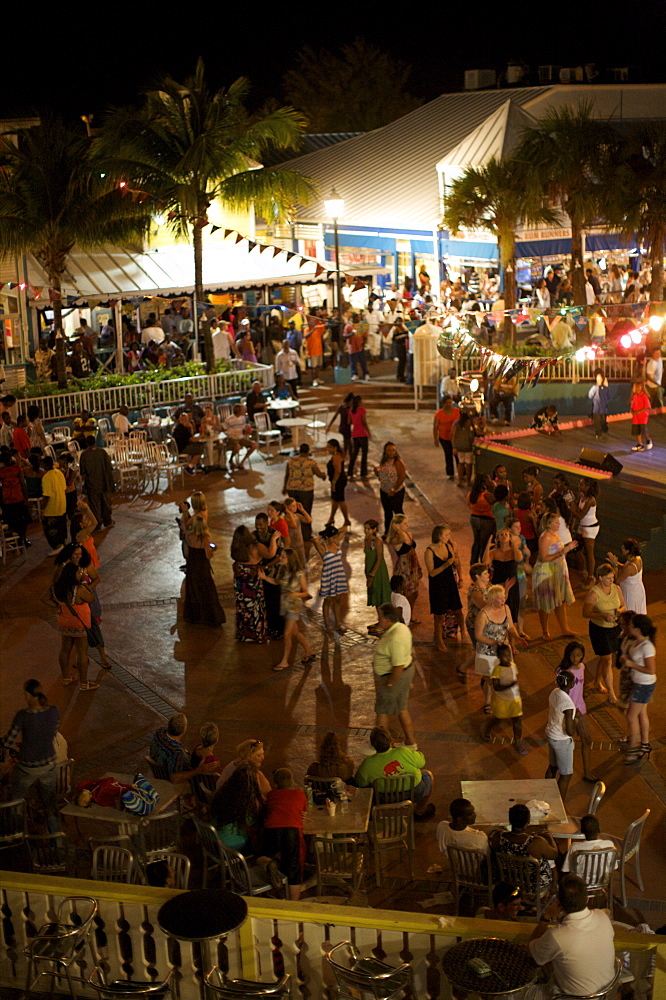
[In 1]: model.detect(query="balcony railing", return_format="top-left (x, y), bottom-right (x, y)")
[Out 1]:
top-left (1, 872), bottom-right (664, 998)
top-left (14, 362), bottom-right (274, 421)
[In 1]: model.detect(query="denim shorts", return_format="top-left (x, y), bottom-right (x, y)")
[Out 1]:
top-left (413, 770), bottom-right (432, 803)
top-left (548, 736), bottom-right (574, 775)
top-left (629, 682), bottom-right (656, 705)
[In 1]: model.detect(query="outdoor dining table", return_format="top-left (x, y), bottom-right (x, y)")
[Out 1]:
top-left (303, 787), bottom-right (374, 836)
top-left (441, 937), bottom-right (538, 998)
top-left (276, 416), bottom-right (311, 452)
top-left (266, 398), bottom-right (299, 413)
top-left (60, 770), bottom-right (183, 836)
top-left (459, 779), bottom-right (567, 827)
top-left (142, 418), bottom-right (171, 443)
top-left (158, 887), bottom-right (248, 986)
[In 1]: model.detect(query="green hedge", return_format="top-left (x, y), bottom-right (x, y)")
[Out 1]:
top-left (14, 360), bottom-right (234, 399)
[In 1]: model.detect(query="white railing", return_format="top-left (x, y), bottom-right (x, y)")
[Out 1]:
top-left (456, 350), bottom-right (636, 382)
top-left (1, 873), bottom-right (663, 999)
top-left (14, 362), bottom-right (273, 421)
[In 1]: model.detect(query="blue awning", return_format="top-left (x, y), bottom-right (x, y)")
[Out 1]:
top-left (442, 239), bottom-right (499, 262)
top-left (515, 232), bottom-right (632, 258)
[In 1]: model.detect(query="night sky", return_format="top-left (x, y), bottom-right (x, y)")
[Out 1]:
top-left (3, 1), bottom-right (664, 120)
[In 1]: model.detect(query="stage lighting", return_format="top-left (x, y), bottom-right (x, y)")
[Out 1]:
top-left (620, 334), bottom-right (632, 349)
top-left (649, 315), bottom-right (664, 332)
top-left (470, 378), bottom-right (479, 392)
top-left (630, 329), bottom-right (642, 344)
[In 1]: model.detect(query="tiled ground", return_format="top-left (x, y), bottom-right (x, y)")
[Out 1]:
top-left (1, 402), bottom-right (664, 924)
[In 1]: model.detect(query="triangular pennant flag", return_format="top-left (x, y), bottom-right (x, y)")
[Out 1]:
top-left (286, 252), bottom-right (296, 261)
top-left (223, 229), bottom-right (233, 239)
top-left (298, 257), bottom-right (309, 268)
top-left (8, 282), bottom-right (17, 289)
top-left (210, 225), bottom-right (220, 234)
top-left (0, 283), bottom-right (5, 292)
top-left (353, 280), bottom-right (366, 292)
top-left (258, 245), bottom-right (268, 254)
top-left (314, 264), bottom-right (325, 278)
top-left (32, 286), bottom-right (43, 299)
top-left (235, 233), bottom-right (244, 244)
top-left (326, 271), bottom-right (335, 280)
top-left (247, 241), bottom-right (257, 251)
top-left (272, 247), bottom-right (283, 258)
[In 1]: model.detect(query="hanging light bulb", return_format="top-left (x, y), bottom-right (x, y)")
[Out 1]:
top-left (620, 334), bottom-right (632, 349)
top-left (470, 378), bottom-right (479, 392)
top-left (630, 329), bottom-right (642, 344)
top-left (575, 348), bottom-right (587, 362)
top-left (649, 315), bottom-right (664, 332)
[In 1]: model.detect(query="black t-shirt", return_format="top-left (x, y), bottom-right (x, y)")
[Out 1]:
top-left (172, 422), bottom-right (192, 453)
top-left (246, 390), bottom-right (265, 421)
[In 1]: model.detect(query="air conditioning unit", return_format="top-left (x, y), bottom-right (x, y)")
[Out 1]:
top-left (464, 69), bottom-right (497, 91)
top-left (559, 66), bottom-right (584, 83)
top-left (506, 63), bottom-right (525, 85)
top-left (611, 67), bottom-right (630, 81)
top-left (538, 65), bottom-right (557, 83)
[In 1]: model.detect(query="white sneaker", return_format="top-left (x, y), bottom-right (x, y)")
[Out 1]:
top-left (364, 374), bottom-right (371, 381)
top-left (646, 441), bottom-right (653, 450)
top-left (312, 380), bottom-right (319, 387)
top-left (631, 445), bottom-right (644, 451)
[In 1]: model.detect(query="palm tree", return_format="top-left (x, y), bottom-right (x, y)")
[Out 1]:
top-left (95, 59), bottom-right (313, 370)
top-left (442, 157), bottom-right (556, 343)
top-left (0, 118), bottom-right (152, 386)
top-left (605, 123), bottom-right (666, 301)
top-left (516, 103), bottom-right (620, 305)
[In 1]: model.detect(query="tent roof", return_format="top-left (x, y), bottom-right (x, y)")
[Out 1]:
top-left (436, 100), bottom-right (537, 170)
top-left (24, 234), bottom-right (382, 302)
top-left (279, 87), bottom-right (553, 230)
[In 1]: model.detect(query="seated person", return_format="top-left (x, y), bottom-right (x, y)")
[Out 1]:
top-left (476, 881), bottom-right (523, 921)
top-left (354, 725), bottom-right (434, 820)
top-left (561, 814), bottom-right (618, 877)
top-left (209, 762), bottom-right (265, 854)
top-left (436, 797), bottom-right (489, 859)
top-left (175, 392), bottom-right (204, 428)
top-left (146, 860), bottom-right (175, 888)
top-left (264, 767), bottom-right (308, 901)
top-left (246, 380), bottom-right (267, 423)
top-left (307, 731), bottom-right (355, 782)
top-left (529, 874), bottom-right (616, 997)
top-left (149, 712), bottom-right (212, 785)
top-left (489, 803), bottom-right (558, 893)
top-left (23, 452), bottom-right (44, 499)
top-left (222, 404), bottom-right (257, 470)
top-left (190, 722), bottom-right (220, 770)
top-left (272, 373), bottom-right (297, 402)
top-left (531, 404), bottom-right (562, 435)
top-left (171, 413), bottom-right (205, 474)
top-left (112, 404), bottom-right (131, 436)
top-left (216, 738), bottom-right (271, 798)
top-left (72, 408), bottom-right (97, 443)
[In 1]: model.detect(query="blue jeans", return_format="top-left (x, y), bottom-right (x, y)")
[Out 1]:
top-left (12, 761), bottom-right (59, 833)
top-left (349, 350), bottom-right (368, 378)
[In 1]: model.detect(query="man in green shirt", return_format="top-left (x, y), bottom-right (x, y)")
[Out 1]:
top-left (355, 726), bottom-right (435, 820)
top-left (41, 455), bottom-right (67, 554)
top-left (372, 603), bottom-right (416, 745)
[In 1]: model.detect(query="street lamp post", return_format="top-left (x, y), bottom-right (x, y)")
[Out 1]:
top-left (324, 189), bottom-right (344, 316)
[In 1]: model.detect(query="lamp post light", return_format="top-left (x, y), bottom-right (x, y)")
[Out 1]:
top-left (324, 189), bottom-right (344, 316)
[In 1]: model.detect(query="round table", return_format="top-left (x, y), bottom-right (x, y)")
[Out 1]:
top-left (276, 417), bottom-right (311, 451)
top-left (158, 888), bottom-right (248, 980)
top-left (267, 399), bottom-right (299, 413)
top-left (441, 937), bottom-right (537, 997)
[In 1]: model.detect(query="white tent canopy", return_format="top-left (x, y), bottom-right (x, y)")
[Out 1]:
top-left (25, 234), bottom-right (374, 302)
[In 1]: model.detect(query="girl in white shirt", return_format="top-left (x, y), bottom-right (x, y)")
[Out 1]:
top-left (620, 614), bottom-right (657, 764)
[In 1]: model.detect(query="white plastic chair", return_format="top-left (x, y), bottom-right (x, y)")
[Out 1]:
top-left (253, 411), bottom-right (281, 457)
top-left (217, 403), bottom-right (232, 420)
top-left (603, 808), bottom-right (650, 907)
top-left (0, 524), bottom-right (26, 563)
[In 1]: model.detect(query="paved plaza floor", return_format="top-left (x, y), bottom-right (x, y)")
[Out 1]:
top-left (1, 404), bottom-right (664, 920)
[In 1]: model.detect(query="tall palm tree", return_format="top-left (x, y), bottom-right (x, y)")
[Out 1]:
top-left (0, 118), bottom-right (152, 386)
top-left (516, 103), bottom-right (620, 305)
top-left (442, 157), bottom-right (556, 344)
top-left (95, 59), bottom-right (312, 370)
top-left (605, 123), bottom-right (666, 301)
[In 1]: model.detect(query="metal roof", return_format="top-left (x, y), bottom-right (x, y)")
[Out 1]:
top-left (281, 87), bottom-right (553, 230)
top-left (436, 99), bottom-right (537, 170)
top-left (302, 132), bottom-right (364, 152)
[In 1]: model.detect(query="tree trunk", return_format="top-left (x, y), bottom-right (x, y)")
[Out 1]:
top-left (192, 221), bottom-right (214, 373)
top-left (499, 226), bottom-right (517, 347)
top-left (570, 216), bottom-right (586, 305)
top-left (50, 273), bottom-right (67, 389)
top-left (649, 225), bottom-right (664, 302)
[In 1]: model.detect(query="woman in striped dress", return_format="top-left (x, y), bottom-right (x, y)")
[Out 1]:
top-left (313, 524), bottom-right (348, 636)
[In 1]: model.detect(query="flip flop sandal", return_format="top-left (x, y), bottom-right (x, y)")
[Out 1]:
top-left (272, 664), bottom-right (289, 672)
top-left (62, 677), bottom-right (77, 686)
top-left (301, 654), bottom-right (316, 664)
top-left (483, 705), bottom-right (492, 714)
top-left (80, 682), bottom-right (99, 691)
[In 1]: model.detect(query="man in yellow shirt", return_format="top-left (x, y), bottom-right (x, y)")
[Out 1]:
top-left (41, 455), bottom-right (67, 555)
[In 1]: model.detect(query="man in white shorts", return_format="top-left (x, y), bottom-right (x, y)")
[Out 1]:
top-left (222, 404), bottom-right (257, 471)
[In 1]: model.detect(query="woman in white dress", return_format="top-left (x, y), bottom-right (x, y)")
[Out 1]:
top-left (575, 479), bottom-right (600, 586)
top-left (607, 539), bottom-right (646, 614)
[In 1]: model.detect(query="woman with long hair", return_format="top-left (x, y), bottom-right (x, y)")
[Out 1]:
top-left (375, 441), bottom-right (406, 536)
top-left (387, 513), bottom-right (422, 619)
top-left (575, 479), bottom-right (600, 586)
top-left (347, 395), bottom-right (371, 479)
top-left (620, 614), bottom-right (657, 764)
top-left (306, 731), bottom-right (355, 782)
top-left (325, 439), bottom-right (350, 528)
top-left (364, 519), bottom-right (392, 633)
top-left (183, 513), bottom-right (225, 627)
top-left (71, 498), bottom-right (99, 567)
top-left (3, 680), bottom-right (61, 832)
top-left (210, 762), bottom-right (264, 853)
top-left (582, 562), bottom-right (625, 704)
top-left (54, 543), bottom-right (111, 667)
top-left (52, 561), bottom-right (98, 689)
top-left (231, 525), bottom-right (277, 643)
top-left (532, 513), bottom-right (578, 641)
top-left (467, 473), bottom-right (495, 564)
top-left (451, 410), bottom-right (476, 489)
top-left (283, 497), bottom-right (311, 569)
top-left (216, 739), bottom-right (271, 798)
top-left (254, 513), bottom-right (284, 639)
top-left (606, 538), bottom-right (646, 614)
top-left (425, 523), bottom-right (464, 651)
top-left (270, 548), bottom-right (315, 671)
top-left (325, 392), bottom-right (354, 459)
top-left (486, 527), bottom-right (522, 628)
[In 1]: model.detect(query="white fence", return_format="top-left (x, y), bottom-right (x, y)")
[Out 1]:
top-left (456, 350), bottom-right (636, 382)
top-left (14, 362), bottom-right (273, 421)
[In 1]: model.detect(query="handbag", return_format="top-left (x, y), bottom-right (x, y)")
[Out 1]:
top-left (474, 652), bottom-right (498, 677)
top-left (65, 599), bottom-right (97, 645)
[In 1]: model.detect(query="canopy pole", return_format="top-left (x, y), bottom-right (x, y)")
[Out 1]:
top-left (114, 298), bottom-right (123, 373)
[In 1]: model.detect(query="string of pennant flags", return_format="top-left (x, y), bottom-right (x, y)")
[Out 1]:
top-left (0, 225), bottom-right (367, 306)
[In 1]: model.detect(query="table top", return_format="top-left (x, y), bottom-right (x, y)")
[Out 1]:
top-left (303, 787), bottom-right (373, 836)
top-left (441, 937), bottom-right (537, 996)
top-left (460, 779), bottom-right (566, 827)
top-left (60, 771), bottom-right (181, 825)
top-left (158, 888), bottom-right (248, 942)
top-left (276, 417), bottom-right (311, 428)
top-left (267, 399), bottom-right (299, 410)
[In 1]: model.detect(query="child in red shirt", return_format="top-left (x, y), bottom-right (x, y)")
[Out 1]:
top-left (630, 380), bottom-right (652, 452)
top-left (264, 767), bottom-right (308, 900)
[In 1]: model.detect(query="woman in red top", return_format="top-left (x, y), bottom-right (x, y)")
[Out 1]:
top-left (348, 395), bottom-right (371, 478)
top-left (433, 395), bottom-right (461, 479)
top-left (267, 501), bottom-right (290, 545)
top-left (0, 451), bottom-right (30, 547)
top-left (71, 499), bottom-right (100, 567)
top-left (630, 380), bottom-right (652, 451)
top-left (516, 492), bottom-right (539, 564)
top-left (52, 561), bottom-right (98, 690)
top-left (12, 415), bottom-right (32, 459)
top-left (467, 473), bottom-right (495, 563)
top-left (263, 767), bottom-right (308, 900)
